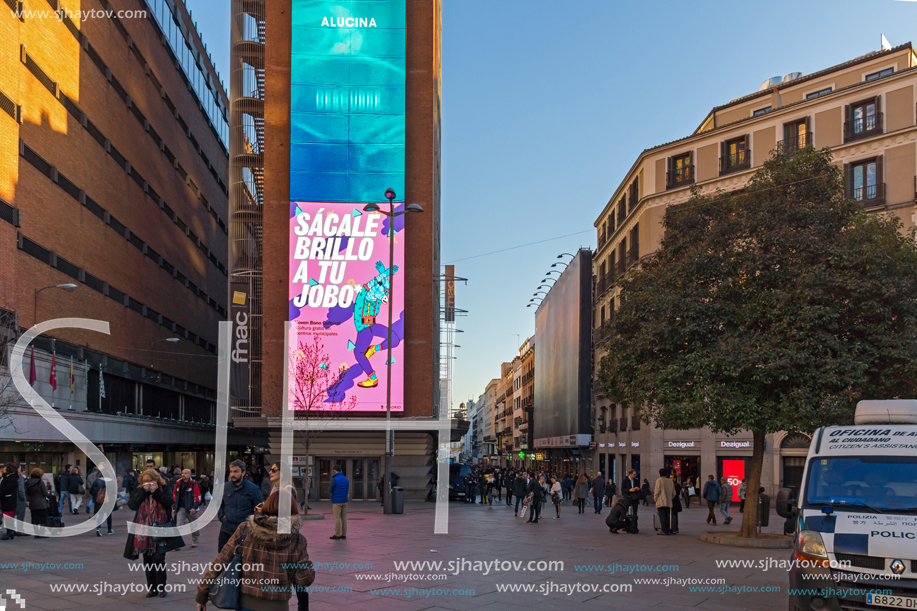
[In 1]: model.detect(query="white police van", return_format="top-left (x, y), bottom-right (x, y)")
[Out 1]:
top-left (777, 400), bottom-right (917, 611)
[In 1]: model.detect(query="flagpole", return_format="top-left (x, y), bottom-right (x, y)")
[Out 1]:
top-left (69, 355), bottom-right (73, 410)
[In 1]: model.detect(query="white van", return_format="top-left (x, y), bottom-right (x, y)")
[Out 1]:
top-left (777, 400), bottom-right (917, 611)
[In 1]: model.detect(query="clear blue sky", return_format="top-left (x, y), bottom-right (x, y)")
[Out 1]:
top-left (186, 0), bottom-right (916, 412)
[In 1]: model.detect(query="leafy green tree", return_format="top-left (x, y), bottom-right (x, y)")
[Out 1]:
top-left (597, 146), bottom-right (917, 538)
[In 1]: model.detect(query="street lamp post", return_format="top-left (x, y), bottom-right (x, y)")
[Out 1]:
top-left (363, 188), bottom-right (423, 515)
top-left (33, 284), bottom-right (77, 327)
top-left (150, 337), bottom-right (181, 368)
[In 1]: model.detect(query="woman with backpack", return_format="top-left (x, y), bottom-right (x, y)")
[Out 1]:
top-left (90, 464), bottom-right (114, 536)
top-left (196, 491), bottom-right (315, 611)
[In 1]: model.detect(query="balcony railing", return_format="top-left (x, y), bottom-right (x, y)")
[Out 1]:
top-left (719, 150), bottom-right (750, 175)
top-left (631, 416), bottom-right (641, 431)
top-left (778, 132), bottom-right (813, 155)
top-left (608, 419), bottom-right (618, 434)
top-left (615, 259), bottom-right (625, 277)
top-left (627, 248), bottom-right (640, 268)
top-left (849, 182), bottom-right (886, 209)
top-left (619, 417), bottom-right (628, 432)
top-left (666, 165), bottom-right (694, 189)
top-left (844, 112), bottom-right (883, 143)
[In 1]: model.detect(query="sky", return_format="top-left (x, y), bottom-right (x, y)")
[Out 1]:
top-left (185, 0), bottom-right (917, 413)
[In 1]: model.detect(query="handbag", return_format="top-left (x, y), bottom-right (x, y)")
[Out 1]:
top-left (688, 486), bottom-right (696, 496)
top-left (210, 525), bottom-right (248, 609)
top-left (204, 491), bottom-right (212, 502)
top-left (154, 519), bottom-right (186, 554)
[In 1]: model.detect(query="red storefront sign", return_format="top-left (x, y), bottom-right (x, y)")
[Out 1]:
top-left (722, 459), bottom-right (745, 502)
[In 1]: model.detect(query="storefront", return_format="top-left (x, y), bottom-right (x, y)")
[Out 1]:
top-left (316, 457), bottom-right (380, 501)
top-left (778, 433), bottom-right (811, 491)
top-left (716, 437), bottom-right (754, 502)
top-left (663, 440), bottom-right (701, 487)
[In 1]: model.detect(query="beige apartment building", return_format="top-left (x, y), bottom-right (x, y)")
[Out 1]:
top-left (593, 43), bottom-right (917, 493)
top-left (514, 338), bottom-right (534, 460)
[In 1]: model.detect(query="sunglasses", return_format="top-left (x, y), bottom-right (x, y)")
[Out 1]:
top-left (270, 468), bottom-right (279, 473)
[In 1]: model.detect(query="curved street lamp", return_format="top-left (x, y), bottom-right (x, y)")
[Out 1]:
top-left (34, 283), bottom-right (77, 327)
top-left (557, 253), bottom-right (575, 259)
top-left (363, 188), bottom-right (424, 516)
top-left (150, 337), bottom-right (180, 368)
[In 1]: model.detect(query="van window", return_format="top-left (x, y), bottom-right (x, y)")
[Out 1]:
top-left (805, 456), bottom-right (917, 511)
top-left (449, 465), bottom-right (471, 477)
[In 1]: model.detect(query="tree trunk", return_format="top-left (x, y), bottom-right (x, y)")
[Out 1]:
top-left (301, 447), bottom-right (310, 516)
top-left (738, 429), bottom-right (765, 538)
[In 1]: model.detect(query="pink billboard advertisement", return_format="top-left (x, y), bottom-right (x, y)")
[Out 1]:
top-left (288, 202), bottom-right (405, 412)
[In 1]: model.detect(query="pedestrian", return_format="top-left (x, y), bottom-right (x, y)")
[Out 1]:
top-left (669, 473), bottom-right (682, 534)
top-left (573, 473), bottom-right (588, 514)
top-left (172, 468), bottom-right (202, 548)
top-left (14, 465), bottom-right (27, 536)
top-left (641, 479), bottom-right (651, 506)
top-left (682, 478), bottom-right (692, 508)
top-left (605, 480), bottom-right (617, 508)
top-left (512, 472), bottom-right (527, 516)
top-left (68, 466), bottom-right (84, 514)
top-left (486, 473), bottom-right (495, 507)
top-left (90, 463), bottom-right (115, 536)
top-left (329, 466), bottom-right (349, 540)
top-left (605, 498), bottom-right (629, 534)
top-left (463, 471), bottom-right (474, 504)
top-left (57, 464), bottom-right (72, 515)
top-left (702, 474), bottom-right (721, 526)
top-left (123, 469), bottom-right (182, 598)
top-left (86, 464), bottom-right (101, 514)
top-left (1, 463), bottom-right (20, 540)
top-left (525, 475), bottom-right (545, 524)
top-left (494, 469), bottom-right (503, 502)
top-left (25, 468), bottom-right (49, 538)
top-left (653, 468), bottom-right (675, 536)
top-left (549, 476), bottom-right (562, 519)
top-left (217, 460), bottom-right (264, 553)
top-left (505, 470), bottom-right (514, 506)
top-left (622, 470), bottom-right (641, 516)
top-left (195, 491), bottom-right (315, 611)
top-left (198, 474), bottom-right (211, 510)
top-left (123, 470), bottom-right (137, 493)
top-left (591, 471), bottom-right (606, 514)
top-left (563, 474), bottom-right (573, 502)
top-left (738, 478), bottom-right (747, 514)
top-left (719, 477), bottom-right (733, 525)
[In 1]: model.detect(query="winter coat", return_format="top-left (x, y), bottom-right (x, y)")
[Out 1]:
top-left (574, 480), bottom-right (589, 501)
top-left (25, 476), bottom-right (49, 510)
top-left (173, 479), bottom-right (202, 511)
top-left (123, 484), bottom-right (178, 560)
top-left (653, 476), bottom-right (675, 508)
top-left (703, 479), bottom-right (721, 502)
top-left (328, 473), bottom-right (349, 504)
top-left (68, 474), bottom-right (84, 495)
top-left (738, 482), bottom-right (748, 500)
top-left (218, 478), bottom-right (264, 535)
top-left (512, 476), bottom-right (527, 498)
top-left (720, 482), bottom-right (733, 504)
top-left (0, 472), bottom-right (19, 512)
top-left (57, 470), bottom-right (70, 494)
top-left (527, 478), bottom-right (545, 502)
top-left (672, 482), bottom-right (683, 513)
top-left (591, 476), bottom-right (606, 498)
top-left (196, 513), bottom-right (315, 608)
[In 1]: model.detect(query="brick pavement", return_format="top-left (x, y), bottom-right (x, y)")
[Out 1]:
top-left (0, 499), bottom-right (792, 610)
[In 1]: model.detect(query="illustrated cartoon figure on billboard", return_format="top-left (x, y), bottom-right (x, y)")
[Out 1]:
top-left (352, 261), bottom-right (399, 388)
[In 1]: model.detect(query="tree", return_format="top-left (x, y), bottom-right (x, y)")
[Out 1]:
top-left (0, 307), bottom-right (24, 432)
top-left (288, 334), bottom-right (356, 512)
top-left (597, 146), bottom-right (917, 538)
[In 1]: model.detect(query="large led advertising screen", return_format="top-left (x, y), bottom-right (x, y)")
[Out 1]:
top-left (288, 203), bottom-right (405, 411)
top-left (288, 0), bottom-right (407, 411)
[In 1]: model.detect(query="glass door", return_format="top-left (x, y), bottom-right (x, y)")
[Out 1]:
top-left (319, 459), bottom-right (332, 499)
top-left (351, 459), bottom-right (365, 500)
top-left (368, 459), bottom-right (379, 501)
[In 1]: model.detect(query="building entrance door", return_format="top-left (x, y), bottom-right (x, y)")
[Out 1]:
top-left (319, 457), bottom-right (381, 501)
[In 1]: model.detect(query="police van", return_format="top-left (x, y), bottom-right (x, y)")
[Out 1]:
top-left (777, 400), bottom-right (917, 611)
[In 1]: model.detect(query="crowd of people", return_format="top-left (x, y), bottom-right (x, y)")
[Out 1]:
top-left (454, 464), bottom-right (752, 537)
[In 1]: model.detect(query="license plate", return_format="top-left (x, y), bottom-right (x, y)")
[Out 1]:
top-left (868, 593), bottom-right (917, 608)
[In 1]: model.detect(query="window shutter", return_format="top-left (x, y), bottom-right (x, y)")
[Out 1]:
top-left (744, 134), bottom-right (751, 166)
top-left (843, 163), bottom-right (851, 199)
top-left (876, 155), bottom-right (884, 202)
top-left (844, 105), bottom-right (851, 141)
top-left (875, 95), bottom-right (882, 132)
top-left (720, 141), bottom-right (726, 173)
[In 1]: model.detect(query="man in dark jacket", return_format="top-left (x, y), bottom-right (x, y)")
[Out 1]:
top-left (622, 470), bottom-right (641, 516)
top-left (57, 465), bottom-right (72, 515)
top-left (513, 473), bottom-right (527, 516)
top-left (0, 464), bottom-right (21, 540)
top-left (525, 475), bottom-right (545, 524)
top-left (504, 471), bottom-right (514, 506)
top-left (605, 498), bottom-right (629, 533)
top-left (15, 465), bottom-right (27, 536)
top-left (591, 472), bottom-right (606, 515)
top-left (173, 469), bottom-right (201, 548)
top-left (217, 460), bottom-right (263, 553)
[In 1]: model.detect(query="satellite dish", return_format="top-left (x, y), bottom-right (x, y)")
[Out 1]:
top-left (784, 72), bottom-right (802, 82)
top-left (759, 76), bottom-right (783, 91)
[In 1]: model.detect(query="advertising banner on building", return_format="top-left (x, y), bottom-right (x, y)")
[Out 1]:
top-left (288, 203), bottom-right (405, 411)
top-left (229, 282), bottom-right (250, 400)
top-left (288, 0), bottom-right (407, 412)
top-left (721, 459), bottom-right (745, 502)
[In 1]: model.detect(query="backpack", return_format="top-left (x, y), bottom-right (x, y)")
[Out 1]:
top-left (95, 485), bottom-right (106, 505)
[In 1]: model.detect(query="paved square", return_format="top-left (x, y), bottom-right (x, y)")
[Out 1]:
top-left (0, 499), bottom-right (791, 610)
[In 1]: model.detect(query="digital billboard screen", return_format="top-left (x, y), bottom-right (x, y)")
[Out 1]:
top-left (288, 203), bottom-right (405, 411)
top-left (288, 0), bottom-right (407, 411)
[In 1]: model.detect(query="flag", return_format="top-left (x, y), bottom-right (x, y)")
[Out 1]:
top-left (49, 352), bottom-right (57, 391)
top-left (69, 356), bottom-right (74, 394)
top-left (28, 347), bottom-right (36, 386)
top-left (99, 365), bottom-right (106, 399)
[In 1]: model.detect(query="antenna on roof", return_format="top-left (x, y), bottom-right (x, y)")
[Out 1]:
top-left (881, 34), bottom-right (892, 51)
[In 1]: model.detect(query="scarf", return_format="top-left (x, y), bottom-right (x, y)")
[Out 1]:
top-left (133, 492), bottom-right (168, 551)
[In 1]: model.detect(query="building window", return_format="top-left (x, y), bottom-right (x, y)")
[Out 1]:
top-left (782, 119), bottom-right (810, 153)
top-left (752, 106), bottom-right (771, 117)
top-left (806, 87), bottom-right (832, 99)
top-left (720, 136), bottom-right (750, 175)
top-left (865, 67), bottom-right (893, 82)
top-left (845, 157), bottom-right (884, 207)
top-left (845, 97), bottom-right (882, 142)
top-left (667, 152), bottom-right (693, 189)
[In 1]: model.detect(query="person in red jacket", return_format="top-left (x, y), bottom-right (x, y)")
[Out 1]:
top-left (172, 469), bottom-right (201, 548)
